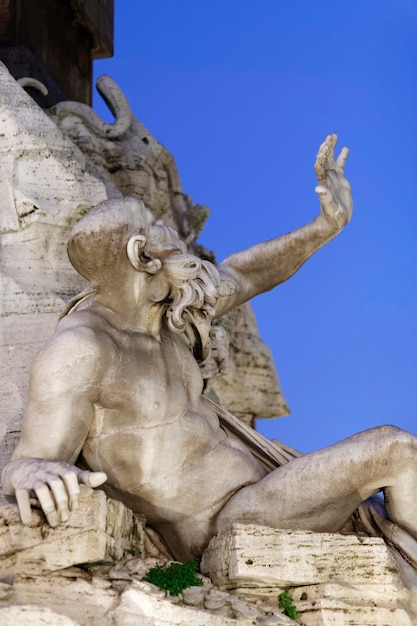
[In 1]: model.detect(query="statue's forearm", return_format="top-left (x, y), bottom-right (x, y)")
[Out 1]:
top-left (219, 215), bottom-right (341, 308)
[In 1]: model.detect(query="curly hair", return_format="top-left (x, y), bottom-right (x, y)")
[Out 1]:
top-left (66, 197), bottom-right (221, 363)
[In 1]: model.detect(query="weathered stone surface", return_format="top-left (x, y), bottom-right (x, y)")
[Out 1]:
top-left (0, 604), bottom-right (81, 626)
top-left (206, 303), bottom-right (289, 423)
top-left (13, 576), bottom-right (117, 626)
top-left (4, 517), bottom-right (414, 625)
top-left (201, 524), bottom-right (403, 588)
top-left (291, 581), bottom-right (404, 609)
top-left (9, 557), bottom-right (299, 625)
top-left (0, 61), bottom-right (108, 471)
top-left (201, 524), bottom-right (413, 624)
top-left (12, 574), bottom-right (298, 625)
top-left (289, 582), bottom-right (413, 625)
top-left (107, 580), bottom-right (296, 625)
top-left (296, 601), bottom-right (412, 626)
top-left (0, 487), bottom-right (145, 581)
top-left (48, 86), bottom-right (209, 241)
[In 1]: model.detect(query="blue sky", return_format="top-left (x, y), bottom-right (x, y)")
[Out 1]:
top-left (93, 1), bottom-right (417, 453)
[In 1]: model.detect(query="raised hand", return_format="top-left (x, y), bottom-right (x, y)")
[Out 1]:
top-left (314, 134), bottom-right (353, 231)
top-left (1, 457), bottom-right (107, 527)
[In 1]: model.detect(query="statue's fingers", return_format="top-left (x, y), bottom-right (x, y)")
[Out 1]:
top-left (34, 483), bottom-right (59, 527)
top-left (78, 470), bottom-right (107, 489)
top-left (314, 160), bottom-right (325, 182)
top-left (15, 488), bottom-right (33, 525)
top-left (328, 133), bottom-right (338, 147)
top-left (49, 478), bottom-right (70, 522)
top-left (316, 134), bottom-right (334, 156)
top-left (326, 133), bottom-right (337, 167)
top-left (314, 143), bottom-right (328, 180)
top-left (314, 134), bottom-right (336, 180)
top-left (61, 471), bottom-right (80, 512)
top-left (336, 146), bottom-right (349, 170)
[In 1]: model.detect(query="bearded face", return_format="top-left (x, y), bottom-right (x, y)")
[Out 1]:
top-left (163, 254), bottom-right (219, 329)
top-left (67, 202), bottom-right (223, 368)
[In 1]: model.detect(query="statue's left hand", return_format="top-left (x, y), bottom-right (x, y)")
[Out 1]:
top-left (314, 134), bottom-right (353, 231)
top-left (1, 457), bottom-right (107, 527)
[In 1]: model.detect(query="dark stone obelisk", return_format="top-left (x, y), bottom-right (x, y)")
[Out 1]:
top-left (0, 0), bottom-right (114, 106)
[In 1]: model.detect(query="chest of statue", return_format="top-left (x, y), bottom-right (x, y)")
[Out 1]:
top-left (80, 318), bottom-right (231, 491)
top-left (91, 326), bottom-right (204, 430)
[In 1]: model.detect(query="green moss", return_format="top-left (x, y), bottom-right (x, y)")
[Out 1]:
top-left (278, 589), bottom-right (299, 620)
top-left (143, 561), bottom-right (203, 596)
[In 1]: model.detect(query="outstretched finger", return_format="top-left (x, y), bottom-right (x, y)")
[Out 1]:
top-left (78, 470), bottom-right (107, 489)
top-left (314, 134), bottom-right (337, 181)
top-left (314, 140), bottom-right (328, 181)
top-left (336, 146), bottom-right (349, 170)
top-left (15, 488), bottom-right (33, 525)
top-left (325, 133), bottom-right (337, 167)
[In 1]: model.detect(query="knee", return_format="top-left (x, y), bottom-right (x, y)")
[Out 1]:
top-left (373, 424), bottom-right (417, 459)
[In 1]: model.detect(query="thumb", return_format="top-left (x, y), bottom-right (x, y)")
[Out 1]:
top-left (79, 470), bottom-right (107, 488)
top-left (315, 185), bottom-right (333, 206)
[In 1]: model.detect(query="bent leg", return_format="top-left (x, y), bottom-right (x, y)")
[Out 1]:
top-left (216, 425), bottom-right (417, 538)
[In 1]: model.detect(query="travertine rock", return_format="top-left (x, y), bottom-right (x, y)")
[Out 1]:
top-left (12, 575), bottom-right (298, 625)
top-left (206, 303), bottom-right (289, 423)
top-left (1, 502), bottom-right (413, 625)
top-left (201, 524), bottom-right (404, 588)
top-left (0, 61), bottom-right (108, 471)
top-left (13, 576), bottom-right (118, 626)
top-left (48, 76), bottom-right (210, 243)
top-left (0, 487), bottom-right (145, 581)
top-left (0, 605), bottom-right (81, 626)
top-left (291, 584), bottom-right (413, 626)
top-left (201, 524), bottom-right (412, 625)
top-left (107, 581), bottom-right (295, 626)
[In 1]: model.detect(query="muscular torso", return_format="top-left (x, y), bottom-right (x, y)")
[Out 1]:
top-left (66, 307), bottom-right (266, 558)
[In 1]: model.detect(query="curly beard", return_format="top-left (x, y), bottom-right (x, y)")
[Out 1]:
top-left (162, 253), bottom-right (221, 365)
top-left (62, 220), bottom-right (225, 373)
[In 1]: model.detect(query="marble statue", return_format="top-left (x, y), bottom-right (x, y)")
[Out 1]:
top-left (47, 74), bottom-right (290, 426)
top-left (2, 134), bottom-right (417, 565)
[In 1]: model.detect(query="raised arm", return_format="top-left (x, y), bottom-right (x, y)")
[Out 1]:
top-left (1, 324), bottom-right (107, 526)
top-left (215, 134), bottom-right (352, 316)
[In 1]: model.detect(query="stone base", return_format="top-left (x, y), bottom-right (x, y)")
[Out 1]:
top-left (0, 604), bottom-right (80, 626)
top-left (201, 524), bottom-right (413, 625)
top-left (0, 487), bottom-right (145, 582)
top-left (1, 505), bottom-right (414, 624)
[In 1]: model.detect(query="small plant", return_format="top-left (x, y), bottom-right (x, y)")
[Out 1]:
top-left (143, 560), bottom-right (202, 596)
top-left (278, 589), bottom-right (299, 620)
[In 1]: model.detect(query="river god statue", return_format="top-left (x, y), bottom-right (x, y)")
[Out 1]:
top-left (2, 135), bottom-right (417, 563)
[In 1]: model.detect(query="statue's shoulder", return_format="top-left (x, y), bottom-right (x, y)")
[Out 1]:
top-left (25, 316), bottom-right (109, 398)
top-left (35, 310), bottom-right (111, 371)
